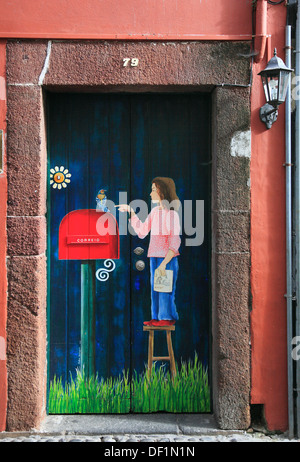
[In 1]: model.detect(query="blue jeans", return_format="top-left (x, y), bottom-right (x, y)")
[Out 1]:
top-left (150, 257), bottom-right (179, 321)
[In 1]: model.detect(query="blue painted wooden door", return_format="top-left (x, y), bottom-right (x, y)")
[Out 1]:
top-left (47, 93), bottom-right (211, 413)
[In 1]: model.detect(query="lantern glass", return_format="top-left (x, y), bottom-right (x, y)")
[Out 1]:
top-left (261, 75), bottom-right (279, 105)
top-left (268, 76), bottom-right (279, 102)
top-left (278, 70), bottom-right (290, 103)
top-left (261, 75), bottom-right (270, 102)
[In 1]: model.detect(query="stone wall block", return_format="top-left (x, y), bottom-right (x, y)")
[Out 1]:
top-left (212, 211), bottom-right (250, 253)
top-left (6, 298), bottom-right (46, 431)
top-left (6, 85), bottom-right (46, 216)
top-left (6, 40), bottom-right (49, 85)
top-left (212, 87), bottom-right (251, 212)
top-left (42, 41), bottom-right (251, 88)
top-left (215, 158), bottom-right (250, 211)
top-left (6, 255), bottom-right (46, 431)
top-left (7, 216), bottom-right (46, 256)
top-left (7, 255), bottom-right (46, 317)
top-left (211, 252), bottom-right (251, 429)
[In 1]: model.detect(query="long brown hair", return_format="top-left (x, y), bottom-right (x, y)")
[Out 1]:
top-left (152, 177), bottom-right (180, 211)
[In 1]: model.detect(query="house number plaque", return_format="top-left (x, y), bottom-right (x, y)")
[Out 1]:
top-left (123, 58), bottom-right (139, 67)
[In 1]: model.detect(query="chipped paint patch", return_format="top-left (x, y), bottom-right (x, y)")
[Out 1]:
top-left (231, 130), bottom-right (251, 158)
top-left (0, 336), bottom-right (5, 360)
top-left (0, 76), bottom-right (6, 101)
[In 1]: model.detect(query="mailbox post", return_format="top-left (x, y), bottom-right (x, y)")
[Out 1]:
top-left (59, 209), bottom-right (120, 377)
top-left (81, 260), bottom-right (96, 377)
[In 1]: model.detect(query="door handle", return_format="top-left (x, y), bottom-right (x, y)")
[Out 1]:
top-left (135, 260), bottom-right (145, 271)
top-left (134, 247), bottom-right (144, 255)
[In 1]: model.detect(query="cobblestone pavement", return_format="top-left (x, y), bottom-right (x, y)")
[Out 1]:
top-left (0, 431), bottom-right (297, 442)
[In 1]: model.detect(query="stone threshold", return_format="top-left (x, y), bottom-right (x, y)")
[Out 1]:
top-left (40, 414), bottom-right (219, 436)
top-left (0, 414), bottom-right (239, 438)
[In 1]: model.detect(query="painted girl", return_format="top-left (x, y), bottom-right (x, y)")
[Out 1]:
top-left (116, 177), bottom-right (181, 327)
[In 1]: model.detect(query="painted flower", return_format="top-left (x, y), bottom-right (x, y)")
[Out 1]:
top-left (50, 166), bottom-right (71, 189)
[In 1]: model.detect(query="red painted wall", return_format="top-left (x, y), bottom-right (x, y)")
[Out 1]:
top-left (0, 0), bottom-right (290, 432)
top-left (0, 39), bottom-right (7, 433)
top-left (0, 0), bottom-right (252, 40)
top-left (251, 3), bottom-right (288, 431)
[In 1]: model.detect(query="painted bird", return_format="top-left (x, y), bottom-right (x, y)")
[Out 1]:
top-left (96, 189), bottom-right (109, 212)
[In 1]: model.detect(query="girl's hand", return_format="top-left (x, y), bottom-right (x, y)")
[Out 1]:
top-left (157, 263), bottom-right (166, 277)
top-left (157, 250), bottom-right (175, 276)
top-left (114, 204), bottom-right (134, 214)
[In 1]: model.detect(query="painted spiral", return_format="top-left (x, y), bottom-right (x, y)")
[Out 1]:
top-left (95, 259), bottom-right (116, 282)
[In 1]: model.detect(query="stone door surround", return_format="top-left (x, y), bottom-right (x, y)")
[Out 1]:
top-left (6, 39), bottom-right (251, 431)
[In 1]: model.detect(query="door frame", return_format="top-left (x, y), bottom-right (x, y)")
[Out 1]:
top-left (6, 39), bottom-right (251, 431)
top-left (46, 92), bottom-right (213, 414)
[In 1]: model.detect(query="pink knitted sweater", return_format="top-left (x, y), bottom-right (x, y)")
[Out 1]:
top-left (129, 206), bottom-right (181, 257)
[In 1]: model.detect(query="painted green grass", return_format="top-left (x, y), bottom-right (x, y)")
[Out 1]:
top-left (48, 354), bottom-right (210, 414)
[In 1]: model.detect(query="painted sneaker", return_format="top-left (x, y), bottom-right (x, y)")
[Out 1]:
top-left (152, 320), bottom-right (176, 327)
top-left (143, 319), bottom-right (157, 326)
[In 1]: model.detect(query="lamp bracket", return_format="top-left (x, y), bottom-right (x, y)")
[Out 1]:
top-left (259, 103), bottom-right (278, 129)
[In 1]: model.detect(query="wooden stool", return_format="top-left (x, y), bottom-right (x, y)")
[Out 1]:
top-left (143, 325), bottom-right (176, 378)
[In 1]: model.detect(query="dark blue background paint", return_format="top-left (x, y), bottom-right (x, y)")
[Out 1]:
top-left (47, 93), bottom-right (211, 408)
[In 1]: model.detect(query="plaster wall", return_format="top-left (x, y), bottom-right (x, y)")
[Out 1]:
top-left (0, 0), bottom-right (252, 40)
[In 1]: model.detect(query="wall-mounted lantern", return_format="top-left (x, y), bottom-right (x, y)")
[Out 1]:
top-left (258, 48), bottom-right (293, 129)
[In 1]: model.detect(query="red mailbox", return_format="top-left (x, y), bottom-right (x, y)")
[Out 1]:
top-left (59, 209), bottom-right (119, 260)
